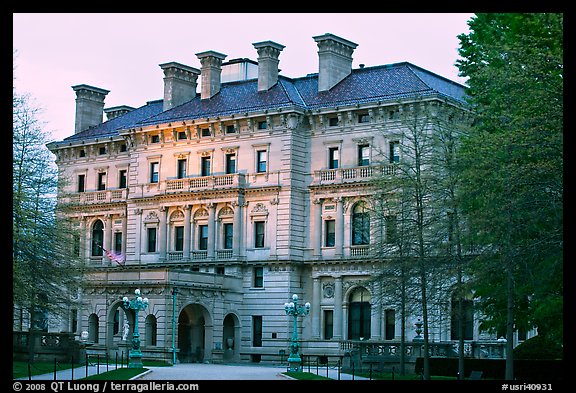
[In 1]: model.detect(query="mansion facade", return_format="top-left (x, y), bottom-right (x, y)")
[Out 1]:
top-left (32, 33), bottom-right (516, 364)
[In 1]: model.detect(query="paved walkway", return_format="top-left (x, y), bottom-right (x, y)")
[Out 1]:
top-left (136, 363), bottom-right (369, 381)
top-left (15, 364), bottom-right (115, 381)
top-left (16, 363), bottom-right (369, 381)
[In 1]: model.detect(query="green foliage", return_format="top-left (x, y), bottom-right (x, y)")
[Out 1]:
top-left (456, 13), bottom-right (563, 343)
top-left (513, 335), bottom-right (563, 360)
top-left (13, 87), bottom-right (84, 322)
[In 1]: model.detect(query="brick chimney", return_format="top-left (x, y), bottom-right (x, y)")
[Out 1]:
top-left (195, 51), bottom-right (227, 99)
top-left (313, 33), bottom-right (358, 92)
top-left (160, 62), bottom-right (201, 111)
top-left (252, 40), bottom-right (285, 91)
top-left (72, 84), bottom-right (109, 133)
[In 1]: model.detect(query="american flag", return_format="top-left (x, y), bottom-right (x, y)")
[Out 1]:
top-left (99, 245), bottom-right (125, 267)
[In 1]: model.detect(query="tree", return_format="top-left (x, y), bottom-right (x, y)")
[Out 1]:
top-left (370, 100), bottom-right (470, 379)
top-left (13, 71), bottom-right (84, 347)
top-left (456, 13), bottom-right (563, 380)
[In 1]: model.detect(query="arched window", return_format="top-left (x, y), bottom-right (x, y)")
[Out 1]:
top-left (352, 202), bottom-right (370, 246)
top-left (348, 287), bottom-right (371, 340)
top-left (91, 220), bottom-right (104, 256)
top-left (450, 292), bottom-right (474, 340)
top-left (88, 313), bottom-right (99, 343)
top-left (145, 314), bottom-right (157, 346)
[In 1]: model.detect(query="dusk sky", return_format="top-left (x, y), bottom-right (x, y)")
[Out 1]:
top-left (13, 13), bottom-right (474, 143)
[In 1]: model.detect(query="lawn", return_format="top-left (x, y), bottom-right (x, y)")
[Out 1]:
top-left (13, 361), bottom-right (74, 379)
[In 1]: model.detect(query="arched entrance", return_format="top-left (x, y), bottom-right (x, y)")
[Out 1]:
top-left (348, 287), bottom-right (371, 340)
top-left (178, 304), bottom-right (210, 363)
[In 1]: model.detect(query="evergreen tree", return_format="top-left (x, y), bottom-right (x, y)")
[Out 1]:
top-left (456, 13), bottom-right (563, 379)
top-left (13, 71), bottom-right (84, 338)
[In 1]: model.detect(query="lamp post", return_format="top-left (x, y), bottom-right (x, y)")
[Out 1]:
top-left (121, 288), bottom-right (149, 368)
top-left (284, 294), bottom-right (310, 372)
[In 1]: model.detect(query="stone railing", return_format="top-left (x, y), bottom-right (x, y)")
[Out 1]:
top-left (340, 339), bottom-right (506, 363)
top-left (13, 331), bottom-right (86, 363)
top-left (163, 173), bottom-right (245, 193)
top-left (64, 188), bottom-right (127, 205)
top-left (313, 164), bottom-right (397, 185)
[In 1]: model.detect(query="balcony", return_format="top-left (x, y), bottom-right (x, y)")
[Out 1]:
top-left (163, 173), bottom-right (245, 194)
top-left (312, 164), bottom-right (396, 186)
top-left (64, 188), bottom-right (127, 205)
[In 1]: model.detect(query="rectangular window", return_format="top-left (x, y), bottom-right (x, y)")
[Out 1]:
top-left (78, 174), bottom-right (85, 193)
top-left (97, 172), bottom-right (106, 191)
top-left (73, 234), bottom-right (80, 256)
top-left (79, 149), bottom-right (86, 158)
top-left (119, 170), bottom-right (127, 189)
top-left (256, 150), bottom-right (267, 173)
top-left (253, 266), bottom-right (264, 288)
top-left (177, 159), bottom-right (187, 179)
top-left (114, 232), bottom-right (122, 253)
top-left (358, 144), bottom-right (370, 166)
top-left (147, 227), bottom-right (157, 252)
top-left (201, 156), bottom-right (211, 176)
top-left (201, 128), bottom-right (211, 137)
top-left (447, 212), bottom-right (455, 242)
top-left (385, 309), bottom-right (396, 340)
top-left (150, 162), bottom-right (159, 183)
top-left (325, 219), bottom-right (335, 247)
top-left (99, 146), bottom-right (107, 155)
top-left (324, 310), bottom-right (334, 340)
top-left (252, 315), bottom-right (263, 347)
top-left (226, 125), bottom-right (236, 134)
top-left (328, 147), bottom-right (339, 169)
top-left (198, 225), bottom-right (208, 250)
top-left (174, 226), bottom-right (184, 251)
top-left (358, 113), bottom-right (370, 123)
top-left (328, 116), bottom-right (338, 127)
top-left (71, 309), bottom-right (78, 333)
top-left (389, 141), bottom-right (400, 163)
top-left (223, 223), bottom-right (234, 250)
top-left (120, 144), bottom-right (127, 152)
top-left (226, 153), bottom-right (236, 174)
top-left (385, 215), bottom-right (397, 244)
top-left (177, 131), bottom-right (187, 140)
top-left (254, 221), bottom-right (265, 248)
top-left (257, 120), bottom-right (267, 130)
top-left (150, 134), bottom-right (160, 143)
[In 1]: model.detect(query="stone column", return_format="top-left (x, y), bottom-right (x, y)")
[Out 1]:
top-left (312, 198), bottom-right (323, 257)
top-left (371, 282), bottom-right (382, 340)
top-left (134, 208), bottom-right (143, 262)
top-left (311, 276), bottom-right (321, 338)
top-left (232, 200), bottom-right (243, 257)
top-left (104, 214), bottom-right (113, 262)
top-left (333, 276), bottom-right (343, 340)
top-left (183, 205), bottom-right (192, 260)
top-left (80, 216), bottom-right (89, 260)
top-left (207, 203), bottom-right (216, 259)
top-left (121, 212), bottom-right (127, 258)
top-left (335, 197), bottom-right (344, 257)
top-left (159, 206), bottom-right (167, 261)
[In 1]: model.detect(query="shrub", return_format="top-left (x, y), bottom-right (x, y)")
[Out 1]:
top-left (513, 335), bottom-right (563, 360)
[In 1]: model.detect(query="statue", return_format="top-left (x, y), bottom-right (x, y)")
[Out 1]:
top-left (122, 320), bottom-right (130, 341)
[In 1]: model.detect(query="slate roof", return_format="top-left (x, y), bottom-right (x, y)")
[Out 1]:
top-left (58, 62), bottom-right (466, 146)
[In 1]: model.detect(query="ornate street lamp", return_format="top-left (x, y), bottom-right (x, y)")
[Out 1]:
top-left (284, 294), bottom-right (310, 372)
top-left (121, 288), bottom-right (149, 368)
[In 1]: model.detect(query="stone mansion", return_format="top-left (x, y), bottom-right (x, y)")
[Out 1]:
top-left (34, 33), bottom-right (515, 364)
